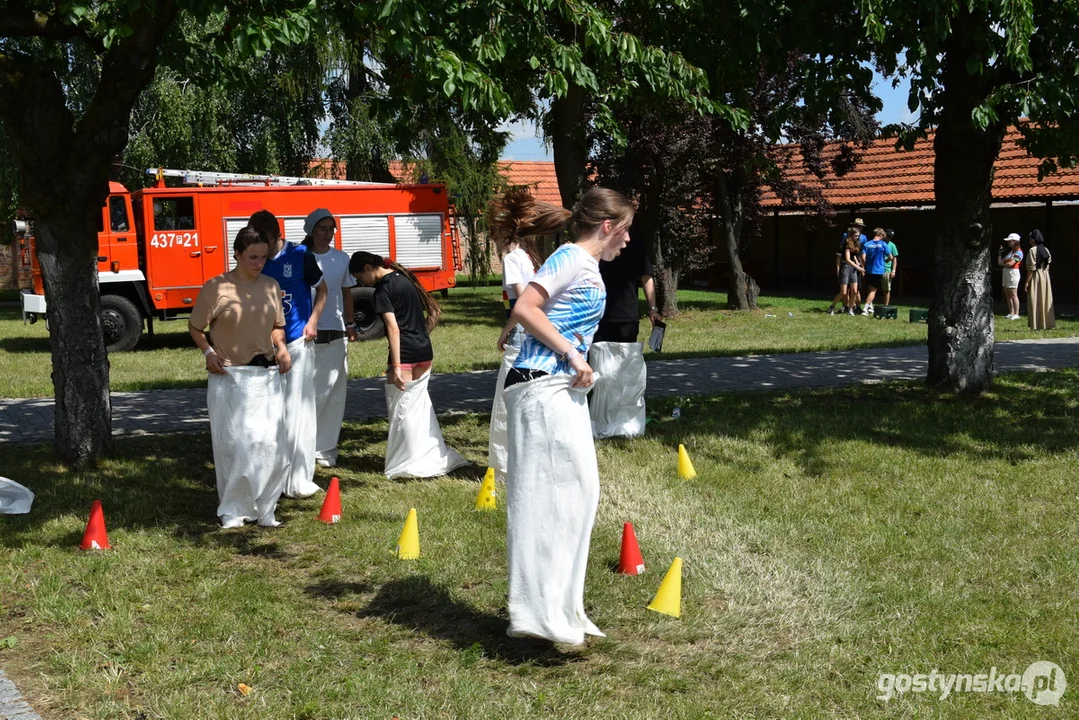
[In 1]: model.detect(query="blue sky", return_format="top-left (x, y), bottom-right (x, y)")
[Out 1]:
top-left (501, 71), bottom-right (915, 161)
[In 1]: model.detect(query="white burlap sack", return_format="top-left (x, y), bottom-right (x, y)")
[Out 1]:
top-left (208, 366), bottom-right (288, 525)
top-left (588, 341), bottom-right (646, 439)
top-left (313, 337), bottom-right (348, 467)
top-left (384, 371), bottom-right (468, 479)
top-left (0, 477), bottom-right (34, 514)
top-left (487, 341), bottom-right (521, 481)
top-left (504, 374), bottom-right (604, 645)
top-left (281, 337), bottom-right (321, 498)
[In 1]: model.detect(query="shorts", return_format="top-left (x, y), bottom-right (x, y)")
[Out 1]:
top-left (865, 273), bottom-right (883, 290)
top-left (839, 264), bottom-right (860, 286)
top-left (1002, 268), bottom-right (1020, 289)
top-left (594, 320), bottom-right (640, 343)
top-left (881, 272), bottom-right (892, 292)
top-left (393, 360), bottom-right (432, 372)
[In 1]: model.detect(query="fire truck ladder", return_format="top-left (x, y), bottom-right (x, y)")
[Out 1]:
top-left (447, 204), bottom-right (464, 271)
top-left (147, 168), bottom-right (391, 187)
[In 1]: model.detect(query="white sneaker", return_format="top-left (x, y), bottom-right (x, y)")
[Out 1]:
top-left (220, 516), bottom-right (246, 529)
top-left (864, 304), bottom-right (874, 315)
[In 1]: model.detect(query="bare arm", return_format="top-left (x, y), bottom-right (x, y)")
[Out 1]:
top-left (890, 255), bottom-right (898, 275)
top-left (304, 280), bottom-right (328, 341)
top-left (273, 327), bottom-right (292, 374)
top-left (510, 282), bottom-right (593, 387)
top-left (343, 287), bottom-right (357, 341)
top-left (641, 274), bottom-right (661, 326)
top-left (383, 312), bottom-right (406, 389)
top-left (189, 322), bottom-right (226, 374)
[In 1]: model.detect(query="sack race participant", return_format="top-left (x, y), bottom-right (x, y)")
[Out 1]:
top-left (303, 209), bottom-right (358, 467)
top-left (189, 227), bottom-right (293, 528)
top-left (488, 228), bottom-right (539, 481)
top-left (489, 186), bottom-right (635, 645)
top-left (588, 232), bottom-right (661, 439)
top-left (249, 211), bottom-right (328, 498)
top-left (349, 251), bottom-right (467, 479)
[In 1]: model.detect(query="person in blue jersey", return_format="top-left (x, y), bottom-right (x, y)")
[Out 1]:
top-left (248, 210), bottom-right (328, 502)
top-left (488, 186), bottom-right (635, 646)
top-left (859, 227), bottom-right (892, 316)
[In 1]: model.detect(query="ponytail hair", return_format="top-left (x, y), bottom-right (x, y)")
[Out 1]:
top-left (349, 251), bottom-right (441, 332)
top-left (488, 186), bottom-right (635, 250)
top-left (488, 187), bottom-right (572, 253)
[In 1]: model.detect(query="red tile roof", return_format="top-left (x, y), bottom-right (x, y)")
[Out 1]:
top-left (497, 161), bottom-right (561, 205)
top-left (308, 158), bottom-right (562, 205)
top-left (762, 127), bottom-right (1079, 208)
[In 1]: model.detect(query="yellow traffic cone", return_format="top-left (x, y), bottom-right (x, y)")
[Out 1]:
top-left (396, 508), bottom-right (420, 560)
top-left (475, 471), bottom-right (497, 511)
top-left (677, 444), bottom-right (697, 479)
top-left (647, 557), bottom-right (682, 618)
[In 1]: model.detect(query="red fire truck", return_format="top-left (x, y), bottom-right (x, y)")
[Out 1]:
top-left (16, 169), bottom-right (463, 351)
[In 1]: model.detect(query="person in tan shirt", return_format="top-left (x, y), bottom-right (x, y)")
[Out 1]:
top-left (189, 227), bottom-right (290, 371)
top-left (189, 226), bottom-right (292, 529)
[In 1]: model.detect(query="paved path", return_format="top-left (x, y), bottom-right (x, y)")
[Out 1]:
top-left (0, 671), bottom-right (41, 720)
top-left (1, 337), bottom-right (1077, 445)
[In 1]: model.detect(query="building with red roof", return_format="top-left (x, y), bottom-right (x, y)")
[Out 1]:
top-left (737, 127), bottom-right (1078, 304)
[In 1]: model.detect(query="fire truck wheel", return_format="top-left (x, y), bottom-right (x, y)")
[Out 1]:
top-left (100, 295), bottom-right (144, 353)
top-left (350, 286), bottom-right (385, 341)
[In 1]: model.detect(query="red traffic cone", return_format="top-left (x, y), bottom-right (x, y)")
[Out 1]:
top-left (617, 522), bottom-right (645, 575)
top-left (318, 477), bottom-right (342, 524)
top-left (80, 500), bottom-right (111, 550)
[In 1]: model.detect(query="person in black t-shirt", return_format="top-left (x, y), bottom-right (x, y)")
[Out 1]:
top-left (595, 230), bottom-right (661, 342)
top-left (349, 251), bottom-right (441, 390)
top-left (589, 231), bottom-right (661, 439)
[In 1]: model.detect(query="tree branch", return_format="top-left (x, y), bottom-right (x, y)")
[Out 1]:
top-left (72, 0), bottom-right (179, 169)
top-left (0, 10), bottom-right (84, 41)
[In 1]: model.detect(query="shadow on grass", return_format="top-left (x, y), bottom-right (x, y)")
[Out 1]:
top-left (311, 575), bottom-right (584, 667)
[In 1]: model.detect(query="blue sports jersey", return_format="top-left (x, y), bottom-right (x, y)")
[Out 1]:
top-left (262, 242), bottom-right (322, 342)
top-left (863, 238), bottom-right (889, 275)
top-left (514, 243), bottom-right (606, 376)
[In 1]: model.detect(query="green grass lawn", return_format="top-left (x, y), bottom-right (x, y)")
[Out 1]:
top-left (2, 288), bottom-right (1078, 398)
top-left (1, 370), bottom-right (1076, 718)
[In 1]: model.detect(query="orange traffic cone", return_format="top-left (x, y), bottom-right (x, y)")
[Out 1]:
top-left (618, 522), bottom-right (646, 575)
top-left (80, 499), bottom-right (111, 550)
top-left (318, 477), bottom-right (342, 524)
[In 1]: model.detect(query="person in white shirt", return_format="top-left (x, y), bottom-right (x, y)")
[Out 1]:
top-left (488, 239), bottom-right (538, 482)
top-left (303, 208), bottom-right (358, 467)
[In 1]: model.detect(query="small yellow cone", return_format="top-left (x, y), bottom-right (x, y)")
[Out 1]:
top-left (677, 444), bottom-right (697, 479)
top-left (475, 472), bottom-right (497, 511)
top-left (647, 557), bottom-right (683, 618)
top-left (396, 508), bottom-right (420, 560)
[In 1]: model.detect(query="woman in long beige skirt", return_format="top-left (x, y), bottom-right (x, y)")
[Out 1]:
top-left (1024, 229), bottom-right (1055, 330)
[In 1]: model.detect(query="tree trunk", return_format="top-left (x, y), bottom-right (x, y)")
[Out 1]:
top-left (715, 172), bottom-right (756, 309)
top-left (0, 1), bottom-right (177, 464)
top-left (927, 25), bottom-right (1004, 393)
top-left (36, 217), bottom-right (113, 463)
top-left (550, 81), bottom-right (588, 209)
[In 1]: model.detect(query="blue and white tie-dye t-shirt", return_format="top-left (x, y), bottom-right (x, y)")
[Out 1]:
top-left (513, 243), bottom-right (606, 376)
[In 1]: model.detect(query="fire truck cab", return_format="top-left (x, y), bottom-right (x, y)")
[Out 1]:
top-left (18, 170), bottom-right (463, 352)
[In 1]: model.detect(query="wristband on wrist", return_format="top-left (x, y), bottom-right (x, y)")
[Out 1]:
top-left (649, 305), bottom-right (659, 312)
top-left (561, 347), bottom-right (580, 363)
top-left (203, 347), bottom-right (216, 357)
top-left (346, 322), bottom-right (356, 329)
